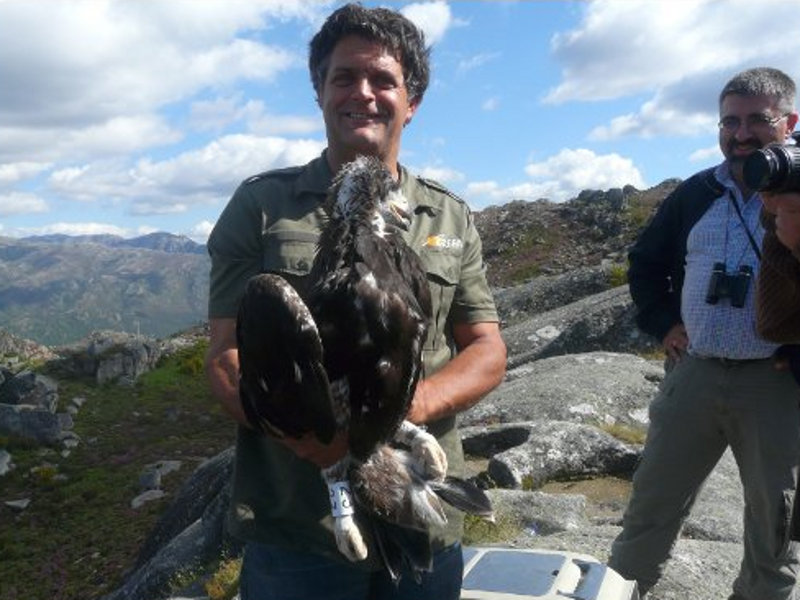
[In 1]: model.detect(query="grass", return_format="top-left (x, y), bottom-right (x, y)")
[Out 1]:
top-left (596, 421), bottom-right (647, 446)
top-left (463, 512), bottom-right (524, 546)
top-left (0, 341), bottom-right (235, 600)
top-left (607, 262), bottom-right (628, 287)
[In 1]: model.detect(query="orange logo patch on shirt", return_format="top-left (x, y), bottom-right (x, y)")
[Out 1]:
top-left (424, 234), bottom-right (463, 250)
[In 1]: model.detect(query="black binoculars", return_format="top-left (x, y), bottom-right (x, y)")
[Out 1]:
top-left (705, 262), bottom-right (753, 308)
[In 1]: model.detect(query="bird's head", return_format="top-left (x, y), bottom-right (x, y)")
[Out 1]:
top-left (328, 156), bottom-right (413, 234)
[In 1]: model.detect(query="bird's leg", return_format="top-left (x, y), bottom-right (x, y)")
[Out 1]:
top-left (394, 420), bottom-right (447, 481)
top-left (322, 457), bottom-right (368, 562)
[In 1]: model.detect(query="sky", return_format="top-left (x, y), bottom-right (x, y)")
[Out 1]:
top-left (2, 0), bottom-right (800, 243)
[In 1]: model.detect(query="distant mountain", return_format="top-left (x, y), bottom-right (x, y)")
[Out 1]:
top-left (0, 234), bottom-right (209, 346)
top-left (21, 232), bottom-right (206, 255)
top-left (0, 180), bottom-right (678, 346)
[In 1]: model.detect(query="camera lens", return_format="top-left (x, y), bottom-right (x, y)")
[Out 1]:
top-left (743, 144), bottom-right (800, 192)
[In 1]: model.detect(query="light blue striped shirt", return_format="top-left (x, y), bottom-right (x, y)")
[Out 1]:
top-left (681, 162), bottom-right (779, 359)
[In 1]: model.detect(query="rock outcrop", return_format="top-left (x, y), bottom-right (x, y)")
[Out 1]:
top-left (54, 330), bottom-right (163, 385)
top-left (0, 367), bottom-right (71, 445)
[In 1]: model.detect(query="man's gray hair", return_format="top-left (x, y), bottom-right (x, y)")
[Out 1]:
top-left (719, 67), bottom-right (796, 114)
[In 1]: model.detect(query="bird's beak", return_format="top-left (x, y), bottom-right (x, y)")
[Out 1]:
top-left (386, 190), bottom-right (412, 231)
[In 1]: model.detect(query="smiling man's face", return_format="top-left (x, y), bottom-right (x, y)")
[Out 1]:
top-left (719, 93), bottom-right (791, 167)
top-left (318, 35), bottom-right (419, 177)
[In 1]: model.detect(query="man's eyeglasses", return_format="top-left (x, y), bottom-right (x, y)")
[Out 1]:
top-left (718, 113), bottom-right (788, 132)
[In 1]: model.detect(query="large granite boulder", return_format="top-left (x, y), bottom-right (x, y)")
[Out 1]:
top-left (54, 330), bottom-right (163, 384)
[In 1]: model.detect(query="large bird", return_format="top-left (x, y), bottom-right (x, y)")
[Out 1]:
top-left (236, 155), bottom-right (493, 581)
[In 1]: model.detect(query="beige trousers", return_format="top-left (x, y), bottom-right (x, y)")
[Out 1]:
top-left (609, 354), bottom-right (800, 600)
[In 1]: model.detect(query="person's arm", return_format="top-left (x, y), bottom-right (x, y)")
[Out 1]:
top-left (205, 317), bottom-right (249, 426)
top-left (405, 320), bottom-right (506, 424)
top-left (762, 191), bottom-right (800, 258)
top-left (627, 192), bottom-right (684, 343)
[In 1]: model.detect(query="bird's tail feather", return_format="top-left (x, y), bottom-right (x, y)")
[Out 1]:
top-left (429, 476), bottom-right (494, 521)
top-left (370, 517), bottom-right (433, 585)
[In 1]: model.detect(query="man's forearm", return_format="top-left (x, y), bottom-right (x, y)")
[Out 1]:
top-left (407, 325), bottom-right (506, 424)
top-left (206, 318), bottom-right (250, 427)
top-left (207, 350), bottom-right (249, 426)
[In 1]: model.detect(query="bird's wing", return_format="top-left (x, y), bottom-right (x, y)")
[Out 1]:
top-left (236, 273), bottom-right (337, 443)
top-left (390, 233), bottom-right (432, 323)
top-left (310, 233), bottom-right (429, 460)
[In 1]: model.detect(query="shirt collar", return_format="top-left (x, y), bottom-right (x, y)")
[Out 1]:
top-left (295, 150), bottom-right (334, 196)
top-left (715, 160), bottom-right (760, 206)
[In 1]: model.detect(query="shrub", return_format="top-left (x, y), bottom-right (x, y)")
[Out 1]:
top-left (607, 262), bottom-right (628, 287)
top-left (204, 557), bottom-right (242, 600)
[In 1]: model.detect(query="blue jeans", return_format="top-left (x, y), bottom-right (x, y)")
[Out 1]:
top-left (239, 541), bottom-right (464, 600)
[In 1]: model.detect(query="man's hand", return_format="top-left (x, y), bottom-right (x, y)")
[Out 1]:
top-left (762, 191), bottom-right (800, 252)
top-left (662, 323), bottom-right (688, 363)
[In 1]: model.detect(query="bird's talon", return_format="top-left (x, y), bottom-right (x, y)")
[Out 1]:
top-left (333, 514), bottom-right (368, 561)
top-left (411, 430), bottom-right (448, 480)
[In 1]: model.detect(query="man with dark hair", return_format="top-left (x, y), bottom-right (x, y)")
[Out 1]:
top-left (608, 67), bottom-right (800, 600)
top-left (204, 4), bottom-right (506, 599)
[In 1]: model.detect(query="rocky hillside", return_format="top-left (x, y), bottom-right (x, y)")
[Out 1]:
top-left (475, 179), bottom-right (679, 286)
top-left (0, 179), bottom-right (679, 346)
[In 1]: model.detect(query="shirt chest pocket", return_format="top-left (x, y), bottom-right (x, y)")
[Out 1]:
top-left (419, 248), bottom-right (461, 351)
top-left (262, 229), bottom-right (319, 283)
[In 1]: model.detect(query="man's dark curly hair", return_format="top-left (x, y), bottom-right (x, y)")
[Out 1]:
top-left (309, 2), bottom-right (431, 102)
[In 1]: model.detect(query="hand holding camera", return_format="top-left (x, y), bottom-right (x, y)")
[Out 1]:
top-left (762, 191), bottom-right (800, 252)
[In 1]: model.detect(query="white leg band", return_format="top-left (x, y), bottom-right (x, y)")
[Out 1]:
top-left (328, 480), bottom-right (355, 517)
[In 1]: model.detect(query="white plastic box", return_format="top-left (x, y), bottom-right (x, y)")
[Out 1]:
top-left (462, 547), bottom-right (639, 600)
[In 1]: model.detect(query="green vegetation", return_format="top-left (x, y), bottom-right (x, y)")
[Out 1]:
top-left (500, 225), bottom-right (562, 284)
top-left (463, 512), bottom-right (524, 546)
top-left (0, 341), bottom-right (234, 600)
top-left (623, 196), bottom-right (656, 230)
top-left (607, 262), bottom-right (628, 287)
top-left (204, 557), bottom-right (242, 600)
top-left (597, 421), bottom-right (647, 446)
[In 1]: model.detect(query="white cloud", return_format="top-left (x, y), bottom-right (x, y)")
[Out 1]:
top-left (0, 161), bottom-right (52, 185)
top-left (0, 2), bottom-right (303, 122)
top-left (464, 148), bottom-right (646, 209)
top-left (0, 192), bottom-right (49, 217)
top-left (247, 112), bottom-right (323, 136)
top-left (190, 220), bottom-right (216, 242)
top-left (464, 179), bottom-right (563, 210)
top-left (188, 96), bottom-right (322, 136)
top-left (401, 1), bottom-right (454, 46)
top-left (413, 165), bottom-right (465, 185)
top-left (0, 0), bottom-right (319, 164)
top-left (47, 134), bottom-right (326, 215)
top-left (689, 145), bottom-right (723, 163)
top-left (457, 52), bottom-right (501, 75)
top-left (16, 222), bottom-right (131, 238)
top-left (525, 148), bottom-right (646, 198)
top-left (546, 0), bottom-right (800, 139)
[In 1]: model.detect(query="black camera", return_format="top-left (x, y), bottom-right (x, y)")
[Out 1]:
top-left (705, 262), bottom-right (753, 308)
top-left (743, 132), bottom-right (800, 192)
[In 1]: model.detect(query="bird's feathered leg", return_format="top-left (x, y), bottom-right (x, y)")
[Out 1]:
top-left (391, 421), bottom-right (495, 522)
top-left (322, 457), bottom-right (368, 562)
top-left (394, 420), bottom-right (448, 481)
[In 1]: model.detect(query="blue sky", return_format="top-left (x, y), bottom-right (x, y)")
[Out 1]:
top-left (2, 0), bottom-right (800, 242)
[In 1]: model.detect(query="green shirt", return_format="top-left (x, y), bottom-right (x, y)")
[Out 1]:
top-left (208, 152), bottom-right (498, 564)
